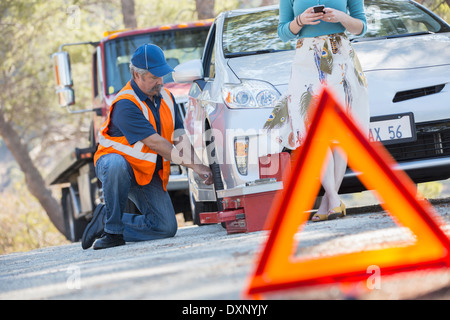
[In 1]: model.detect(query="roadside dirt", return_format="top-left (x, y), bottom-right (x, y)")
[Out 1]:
top-left (1, 198), bottom-right (450, 300)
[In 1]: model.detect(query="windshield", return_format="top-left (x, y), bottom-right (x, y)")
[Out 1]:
top-left (354, 0), bottom-right (450, 40)
top-left (223, 9), bottom-right (294, 57)
top-left (104, 27), bottom-right (210, 95)
top-left (222, 0), bottom-right (450, 57)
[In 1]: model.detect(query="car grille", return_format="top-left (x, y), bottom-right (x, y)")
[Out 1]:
top-left (384, 121), bottom-right (450, 162)
top-left (392, 84), bottom-right (445, 103)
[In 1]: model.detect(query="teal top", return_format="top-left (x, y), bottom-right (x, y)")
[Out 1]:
top-left (278, 0), bottom-right (367, 42)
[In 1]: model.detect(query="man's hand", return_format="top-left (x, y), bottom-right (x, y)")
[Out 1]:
top-left (141, 133), bottom-right (214, 185)
top-left (193, 164), bottom-right (214, 185)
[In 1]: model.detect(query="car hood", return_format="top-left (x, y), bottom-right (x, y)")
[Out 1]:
top-left (227, 33), bottom-right (450, 87)
top-left (353, 33), bottom-right (450, 72)
top-left (226, 50), bottom-right (294, 88)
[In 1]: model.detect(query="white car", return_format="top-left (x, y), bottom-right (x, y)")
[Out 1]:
top-left (174, 0), bottom-right (450, 223)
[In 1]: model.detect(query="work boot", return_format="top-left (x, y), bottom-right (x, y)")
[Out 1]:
top-left (81, 204), bottom-right (106, 250)
top-left (93, 233), bottom-right (125, 250)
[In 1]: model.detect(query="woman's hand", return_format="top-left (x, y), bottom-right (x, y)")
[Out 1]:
top-left (321, 8), bottom-right (346, 23)
top-left (322, 7), bottom-right (364, 35)
top-left (289, 6), bottom-right (324, 34)
top-left (298, 7), bottom-right (325, 26)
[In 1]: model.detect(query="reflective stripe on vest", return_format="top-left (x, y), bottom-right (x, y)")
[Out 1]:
top-left (98, 88), bottom-right (175, 164)
top-left (113, 88), bottom-right (175, 127)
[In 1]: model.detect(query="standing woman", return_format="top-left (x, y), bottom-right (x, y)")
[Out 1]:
top-left (264, 0), bottom-right (370, 221)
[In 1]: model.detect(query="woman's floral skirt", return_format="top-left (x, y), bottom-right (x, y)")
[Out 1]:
top-left (264, 33), bottom-right (370, 150)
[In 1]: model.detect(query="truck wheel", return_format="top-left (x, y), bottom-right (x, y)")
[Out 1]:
top-left (61, 187), bottom-right (88, 242)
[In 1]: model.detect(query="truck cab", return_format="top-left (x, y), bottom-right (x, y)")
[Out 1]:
top-left (49, 20), bottom-right (213, 242)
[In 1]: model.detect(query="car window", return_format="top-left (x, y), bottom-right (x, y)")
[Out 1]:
top-left (222, 0), bottom-right (450, 57)
top-left (222, 9), bottom-right (295, 57)
top-left (357, 0), bottom-right (449, 40)
top-left (208, 43), bottom-right (216, 78)
top-left (204, 24), bottom-right (216, 79)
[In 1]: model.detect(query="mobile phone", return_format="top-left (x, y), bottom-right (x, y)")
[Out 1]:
top-left (313, 5), bottom-right (325, 13)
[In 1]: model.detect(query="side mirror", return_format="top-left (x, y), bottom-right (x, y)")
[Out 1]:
top-left (173, 59), bottom-right (204, 83)
top-left (52, 51), bottom-right (75, 107)
top-left (56, 87), bottom-right (75, 107)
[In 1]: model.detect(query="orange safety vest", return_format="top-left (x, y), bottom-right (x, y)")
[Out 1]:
top-left (94, 81), bottom-right (175, 190)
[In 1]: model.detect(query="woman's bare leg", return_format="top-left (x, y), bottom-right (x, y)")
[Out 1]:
top-left (332, 147), bottom-right (347, 193)
top-left (313, 148), bottom-right (341, 220)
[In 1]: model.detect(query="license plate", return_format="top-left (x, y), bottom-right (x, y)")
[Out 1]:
top-left (369, 113), bottom-right (416, 145)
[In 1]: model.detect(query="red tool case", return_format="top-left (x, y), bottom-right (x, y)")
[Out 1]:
top-left (199, 180), bottom-right (284, 234)
top-left (199, 152), bottom-right (291, 234)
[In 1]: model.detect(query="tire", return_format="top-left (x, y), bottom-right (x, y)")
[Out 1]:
top-left (61, 187), bottom-right (89, 242)
top-left (188, 121), bottom-right (226, 225)
top-left (191, 196), bottom-right (217, 226)
top-left (205, 124), bottom-right (224, 211)
top-left (188, 173), bottom-right (217, 225)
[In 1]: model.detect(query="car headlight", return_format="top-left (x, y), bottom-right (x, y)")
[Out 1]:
top-left (222, 80), bottom-right (280, 109)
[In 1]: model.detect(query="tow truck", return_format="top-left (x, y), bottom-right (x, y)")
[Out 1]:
top-left (49, 20), bottom-right (213, 242)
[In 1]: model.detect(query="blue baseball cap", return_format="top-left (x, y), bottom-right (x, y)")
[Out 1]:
top-left (131, 44), bottom-right (174, 77)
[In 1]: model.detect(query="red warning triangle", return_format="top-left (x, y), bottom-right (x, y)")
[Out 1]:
top-left (245, 86), bottom-right (450, 297)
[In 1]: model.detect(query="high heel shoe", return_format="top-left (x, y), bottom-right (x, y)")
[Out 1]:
top-left (311, 201), bottom-right (346, 222)
top-left (311, 212), bottom-right (330, 222)
top-left (340, 201), bottom-right (346, 217)
top-left (326, 203), bottom-right (343, 220)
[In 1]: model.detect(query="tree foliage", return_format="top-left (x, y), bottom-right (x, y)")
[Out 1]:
top-left (418, 0), bottom-right (450, 22)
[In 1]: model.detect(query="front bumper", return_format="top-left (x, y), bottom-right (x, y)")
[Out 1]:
top-left (341, 156), bottom-right (450, 194)
top-left (341, 119), bottom-right (450, 193)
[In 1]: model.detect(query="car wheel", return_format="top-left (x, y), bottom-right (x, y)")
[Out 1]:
top-left (188, 173), bottom-right (217, 225)
top-left (205, 123), bottom-right (225, 210)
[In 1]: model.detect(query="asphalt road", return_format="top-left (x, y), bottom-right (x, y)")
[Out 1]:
top-left (1, 199), bottom-right (450, 301)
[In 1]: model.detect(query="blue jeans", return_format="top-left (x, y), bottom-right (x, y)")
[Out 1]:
top-left (95, 153), bottom-right (177, 242)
